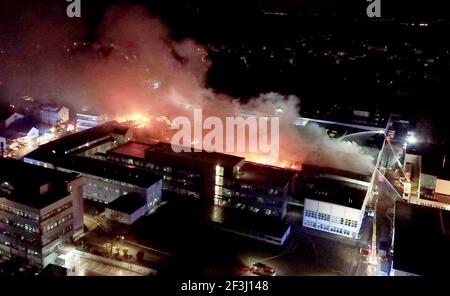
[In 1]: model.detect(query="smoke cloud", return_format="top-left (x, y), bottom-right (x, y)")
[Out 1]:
top-left (0, 3), bottom-right (375, 175)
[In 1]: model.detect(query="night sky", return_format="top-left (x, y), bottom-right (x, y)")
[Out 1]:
top-left (0, 0), bottom-right (449, 143)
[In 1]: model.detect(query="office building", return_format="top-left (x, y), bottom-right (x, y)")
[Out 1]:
top-left (0, 158), bottom-right (84, 268)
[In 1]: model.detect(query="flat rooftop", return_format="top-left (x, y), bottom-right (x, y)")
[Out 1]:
top-left (0, 158), bottom-right (79, 209)
top-left (56, 155), bottom-right (161, 188)
top-left (305, 178), bottom-right (367, 209)
top-left (236, 161), bottom-right (297, 188)
top-left (26, 121), bottom-right (129, 162)
top-left (146, 142), bottom-right (245, 167)
top-left (393, 201), bottom-right (450, 275)
top-left (108, 141), bottom-right (151, 160)
top-left (106, 192), bottom-right (147, 215)
top-left (110, 141), bottom-right (245, 168)
top-left (301, 164), bottom-right (372, 183)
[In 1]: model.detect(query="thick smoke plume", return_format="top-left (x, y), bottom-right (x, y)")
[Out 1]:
top-left (0, 3), bottom-right (375, 175)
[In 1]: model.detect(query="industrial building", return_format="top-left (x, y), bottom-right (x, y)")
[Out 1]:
top-left (24, 124), bottom-right (162, 206)
top-left (0, 158), bottom-right (84, 268)
top-left (106, 141), bottom-right (297, 219)
top-left (23, 122), bottom-right (298, 244)
top-left (301, 170), bottom-right (371, 239)
top-left (24, 121), bottom-right (132, 165)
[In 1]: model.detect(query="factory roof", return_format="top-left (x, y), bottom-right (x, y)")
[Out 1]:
top-left (393, 202), bottom-right (450, 275)
top-left (146, 142), bottom-right (245, 168)
top-left (305, 178), bottom-right (367, 209)
top-left (301, 164), bottom-right (372, 183)
top-left (236, 162), bottom-right (297, 188)
top-left (110, 141), bottom-right (246, 168)
top-left (0, 158), bottom-right (79, 209)
top-left (106, 192), bottom-right (147, 215)
top-left (108, 141), bottom-right (151, 160)
top-left (26, 121), bottom-right (129, 161)
top-left (55, 155), bottom-right (161, 188)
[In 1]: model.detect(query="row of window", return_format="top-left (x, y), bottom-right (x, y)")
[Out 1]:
top-left (163, 185), bottom-right (200, 198)
top-left (42, 213), bottom-right (73, 233)
top-left (234, 203), bottom-right (277, 216)
top-left (304, 210), bottom-right (317, 218)
top-left (0, 217), bottom-right (39, 234)
top-left (0, 230), bottom-right (39, 246)
top-left (0, 238), bottom-right (41, 258)
top-left (329, 227), bottom-right (352, 236)
top-left (239, 184), bottom-right (282, 195)
top-left (304, 210), bottom-right (358, 228)
top-left (0, 204), bottom-right (39, 221)
top-left (42, 225), bottom-right (73, 246)
top-left (303, 221), bottom-right (355, 237)
top-left (41, 202), bottom-right (73, 222)
top-left (318, 213), bottom-right (330, 221)
top-left (119, 157), bottom-right (200, 179)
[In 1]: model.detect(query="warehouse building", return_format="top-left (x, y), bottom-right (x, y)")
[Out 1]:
top-left (302, 177), bottom-right (369, 239)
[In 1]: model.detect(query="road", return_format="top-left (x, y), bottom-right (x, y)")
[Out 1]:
top-left (66, 253), bottom-right (143, 276)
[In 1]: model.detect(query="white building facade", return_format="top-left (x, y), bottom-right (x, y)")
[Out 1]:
top-left (39, 105), bottom-right (69, 126)
top-left (76, 112), bottom-right (108, 131)
top-left (303, 198), bottom-right (363, 238)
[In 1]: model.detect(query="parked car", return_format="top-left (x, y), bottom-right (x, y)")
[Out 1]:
top-left (250, 263), bottom-right (276, 276)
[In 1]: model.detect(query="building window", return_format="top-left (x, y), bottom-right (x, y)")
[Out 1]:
top-left (304, 210), bottom-right (317, 219)
top-left (214, 185), bottom-right (223, 196)
top-left (215, 165), bottom-right (224, 176)
top-left (215, 175), bottom-right (223, 186)
top-left (318, 213), bottom-right (330, 221)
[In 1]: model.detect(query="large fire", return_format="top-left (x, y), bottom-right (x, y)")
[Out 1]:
top-left (116, 113), bottom-right (151, 128)
top-left (115, 112), bottom-right (301, 171)
top-left (242, 153), bottom-right (301, 170)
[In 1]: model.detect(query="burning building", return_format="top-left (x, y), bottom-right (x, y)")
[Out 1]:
top-left (106, 140), bottom-right (297, 220)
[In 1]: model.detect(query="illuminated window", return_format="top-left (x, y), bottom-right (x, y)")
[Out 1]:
top-left (215, 165), bottom-right (224, 176)
top-left (214, 185), bottom-right (223, 196)
top-left (215, 175), bottom-right (223, 186)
